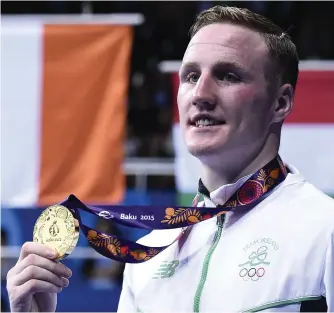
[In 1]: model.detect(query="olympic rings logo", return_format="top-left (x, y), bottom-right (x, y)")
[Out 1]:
top-left (239, 267), bottom-right (265, 281)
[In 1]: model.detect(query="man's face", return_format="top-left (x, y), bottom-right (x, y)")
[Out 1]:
top-left (177, 23), bottom-right (276, 159)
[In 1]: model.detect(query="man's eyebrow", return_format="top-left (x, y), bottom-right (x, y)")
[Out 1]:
top-left (179, 60), bottom-right (248, 73)
top-left (213, 60), bottom-right (247, 71)
top-left (179, 62), bottom-right (199, 73)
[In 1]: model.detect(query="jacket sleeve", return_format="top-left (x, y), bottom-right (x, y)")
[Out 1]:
top-left (117, 264), bottom-right (137, 313)
top-left (323, 231), bottom-right (334, 311)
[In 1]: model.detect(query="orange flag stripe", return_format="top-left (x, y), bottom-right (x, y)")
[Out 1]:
top-left (38, 24), bottom-right (133, 206)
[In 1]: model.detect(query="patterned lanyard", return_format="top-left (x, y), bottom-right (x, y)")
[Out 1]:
top-left (60, 155), bottom-right (288, 263)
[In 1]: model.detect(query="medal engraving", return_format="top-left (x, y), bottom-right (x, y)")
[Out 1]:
top-left (33, 205), bottom-right (79, 261)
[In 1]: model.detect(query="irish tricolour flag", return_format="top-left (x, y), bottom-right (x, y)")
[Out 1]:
top-left (160, 61), bottom-right (334, 205)
top-left (1, 15), bottom-right (141, 208)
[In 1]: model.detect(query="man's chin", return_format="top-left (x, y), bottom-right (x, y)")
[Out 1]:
top-left (186, 143), bottom-right (222, 158)
top-left (184, 126), bottom-right (229, 156)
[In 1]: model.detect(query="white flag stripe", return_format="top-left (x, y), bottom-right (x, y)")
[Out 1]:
top-left (1, 22), bottom-right (43, 206)
top-left (280, 124), bottom-right (334, 194)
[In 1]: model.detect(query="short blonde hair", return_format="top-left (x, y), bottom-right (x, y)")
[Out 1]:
top-left (189, 6), bottom-right (299, 91)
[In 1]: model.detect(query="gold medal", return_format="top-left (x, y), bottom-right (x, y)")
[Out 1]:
top-left (33, 205), bottom-right (79, 261)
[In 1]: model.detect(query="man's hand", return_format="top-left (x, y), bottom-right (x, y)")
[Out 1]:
top-left (6, 242), bottom-right (72, 312)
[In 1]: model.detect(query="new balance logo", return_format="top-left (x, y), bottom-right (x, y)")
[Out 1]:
top-left (153, 260), bottom-right (180, 279)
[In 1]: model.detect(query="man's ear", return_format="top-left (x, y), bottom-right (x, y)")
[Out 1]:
top-left (272, 84), bottom-right (294, 123)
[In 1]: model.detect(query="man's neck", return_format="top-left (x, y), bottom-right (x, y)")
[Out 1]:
top-left (200, 138), bottom-right (279, 193)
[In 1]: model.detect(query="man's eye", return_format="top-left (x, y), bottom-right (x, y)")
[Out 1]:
top-left (217, 72), bottom-right (240, 83)
top-left (186, 73), bottom-right (200, 83)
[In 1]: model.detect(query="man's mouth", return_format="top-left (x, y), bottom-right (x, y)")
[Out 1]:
top-left (190, 115), bottom-right (226, 128)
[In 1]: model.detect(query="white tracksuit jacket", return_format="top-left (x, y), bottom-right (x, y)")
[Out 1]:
top-left (117, 165), bottom-right (334, 312)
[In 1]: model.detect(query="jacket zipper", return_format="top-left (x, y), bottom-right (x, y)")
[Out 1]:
top-left (193, 215), bottom-right (225, 313)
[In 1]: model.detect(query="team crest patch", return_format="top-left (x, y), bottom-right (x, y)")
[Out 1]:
top-left (238, 237), bottom-right (279, 281)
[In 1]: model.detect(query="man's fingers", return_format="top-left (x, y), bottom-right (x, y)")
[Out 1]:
top-left (9, 253), bottom-right (72, 278)
top-left (13, 280), bottom-right (63, 301)
top-left (10, 265), bottom-right (69, 289)
top-left (18, 242), bottom-right (57, 263)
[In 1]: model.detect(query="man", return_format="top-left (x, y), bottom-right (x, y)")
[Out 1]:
top-left (6, 5), bottom-right (334, 313)
top-left (116, 6), bottom-right (334, 313)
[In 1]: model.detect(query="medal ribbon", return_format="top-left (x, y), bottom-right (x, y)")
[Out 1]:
top-left (60, 155), bottom-right (288, 263)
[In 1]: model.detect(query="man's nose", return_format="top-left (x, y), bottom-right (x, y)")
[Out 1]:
top-left (191, 75), bottom-right (216, 111)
